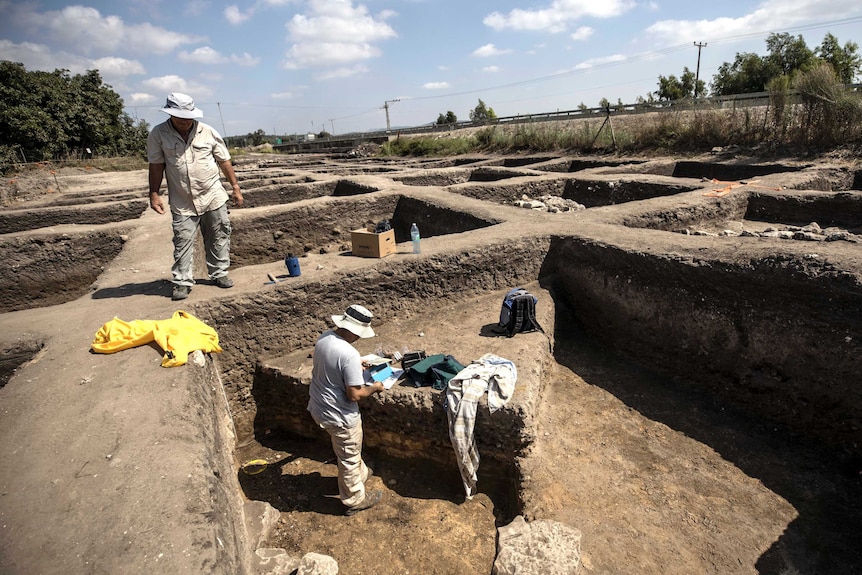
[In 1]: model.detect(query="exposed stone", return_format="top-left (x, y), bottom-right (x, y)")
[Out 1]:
top-left (244, 500), bottom-right (281, 550)
top-left (493, 515), bottom-right (582, 575)
top-left (254, 547), bottom-right (301, 575)
top-left (297, 552), bottom-right (339, 575)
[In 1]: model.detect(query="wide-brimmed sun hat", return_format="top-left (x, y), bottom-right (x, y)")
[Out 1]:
top-left (332, 304), bottom-right (375, 338)
top-left (160, 92), bottom-right (204, 119)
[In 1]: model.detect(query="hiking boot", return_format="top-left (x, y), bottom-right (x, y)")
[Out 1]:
top-left (345, 490), bottom-right (382, 516)
top-left (172, 285), bottom-right (190, 301)
top-left (214, 276), bottom-right (234, 289)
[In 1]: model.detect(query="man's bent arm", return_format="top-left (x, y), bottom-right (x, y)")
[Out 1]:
top-left (346, 381), bottom-right (384, 402)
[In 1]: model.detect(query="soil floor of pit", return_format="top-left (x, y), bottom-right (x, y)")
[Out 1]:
top-left (1, 152), bottom-right (861, 575)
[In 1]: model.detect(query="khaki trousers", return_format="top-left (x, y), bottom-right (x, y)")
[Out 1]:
top-left (319, 419), bottom-right (371, 508)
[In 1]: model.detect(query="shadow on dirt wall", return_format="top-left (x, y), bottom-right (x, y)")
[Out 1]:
top-left (545, 280), bottom-right (862, 574)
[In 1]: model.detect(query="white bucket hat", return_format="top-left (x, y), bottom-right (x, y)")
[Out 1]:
top-left (160, 92), bottom-right (204, 119)
top-left (332, 304), bottom-right (375, 339)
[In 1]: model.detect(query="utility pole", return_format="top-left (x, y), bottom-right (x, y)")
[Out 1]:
top-left (384, 99), bottom-right (400, 132)
top-left (328, 118), bottom-right (335, 134)
top-left (217, 102), bottom-right (228, 137)
top-left (693, 42), bottom-right (707, 97)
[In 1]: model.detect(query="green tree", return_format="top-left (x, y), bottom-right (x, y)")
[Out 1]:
top-left (816, 33), bottom-right (862, 84)
top-left (436, 111), bottom-right (457, 125)
top-left (765, 33), bottom-right (815, 76)
top-left (655, 67), bottom-right (705, 100)
top-left (710, 52), bottom-right (776, 95)
top-left (0, 61), bottom-right (148, 164)
top-left (708, 33), bottom-right (852, 96)
top-left (469, 99), bottom-right (496, 123)
top-left (249, 128), bottom-right (266, 146)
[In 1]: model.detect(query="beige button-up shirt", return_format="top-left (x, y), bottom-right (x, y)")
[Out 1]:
top-left (147, 120), bottom-right (230, 216)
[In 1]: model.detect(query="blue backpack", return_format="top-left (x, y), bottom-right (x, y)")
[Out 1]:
top-left (498, 288), bottom-right (544, 337)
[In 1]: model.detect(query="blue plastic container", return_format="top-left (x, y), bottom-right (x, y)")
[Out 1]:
top-left (285, 255), bottom-right (301, 277)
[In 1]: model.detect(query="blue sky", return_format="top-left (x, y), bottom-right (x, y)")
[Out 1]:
top-left (1, 0), bottom-right (862, 137)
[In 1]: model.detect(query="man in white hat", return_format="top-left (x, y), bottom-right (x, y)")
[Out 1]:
top-left (147, 92), bottom-right (244, 301)
top-left (307, 304), bottom-right (385, 515)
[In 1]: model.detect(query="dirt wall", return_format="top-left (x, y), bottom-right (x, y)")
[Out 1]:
top-left (0, 199), bottom-right (148, 234)
top-left (0, 229), bottom-right (128, 312)
top-left (545, 235), bottom-right (862, 454)
top-left (745, 190), bottom-right (862, 228)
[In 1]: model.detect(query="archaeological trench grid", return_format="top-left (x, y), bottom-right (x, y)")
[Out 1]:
top-left (0, 150), bottom-right (861, 574)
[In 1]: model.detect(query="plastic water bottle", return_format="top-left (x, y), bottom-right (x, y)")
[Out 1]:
top-left (410, 223), bottom-right (421, 254)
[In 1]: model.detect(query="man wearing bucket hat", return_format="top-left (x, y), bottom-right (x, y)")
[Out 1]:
top-left (307, 304), bottom-right (385, 515)
top-left (147, 92), bottom-right (244, 301)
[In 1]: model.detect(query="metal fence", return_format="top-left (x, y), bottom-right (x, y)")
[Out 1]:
top-left (311, 84), bottom-right (861, 145)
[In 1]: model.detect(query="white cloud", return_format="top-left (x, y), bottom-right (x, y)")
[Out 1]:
top-left (315, 65), bottom-right (368, 80)
top-left (647, 1), bottom-right (660, 11)
top-left (178, 47), bottom-right (260, 67)
top-left (472, 44), bottom-right (513, 58)
top-left (271, 91), bottom-right (298, 99)
top-left (284, 42), bottom-right (381, 69)
top-left (483, 66), bottom-right (501, 73)
top-left (484, 0), bottom-right (636, 33)
top-left (231, 52), bottom-right (261, 66)
top-left (283, 0), bottom-right (397, 69)
top-left (128, 92), bottom-right (157, 104)
top-left (225, 5), bottom-right (254, 24)
top-left (570, 26), bottom-right (594, 41)
top-left (644, 0), bottom-right (862, 46)
top-left (141, 75), bottom-right (211, 99)
top-left (91, 57), bottom-right (146, 76)
top-left (15, 5), bottom-right (203, 56)
top-left (179, 46), bottom-right (227, 65)
top-left (423, 82), bottom-right (450, 89)
top-left (0, 39), bottom-right (72, 71)
top-left (0, 40), bottom-right (145, 84)
top-left (574, 53), bottom-right (627, 70)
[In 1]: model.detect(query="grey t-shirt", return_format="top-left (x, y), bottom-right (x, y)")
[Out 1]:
top-left (307, 330), bottom-right (364, 428)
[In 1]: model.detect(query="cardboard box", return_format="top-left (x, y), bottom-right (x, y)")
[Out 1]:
top-left (351, 227), bottom-right (396, 258)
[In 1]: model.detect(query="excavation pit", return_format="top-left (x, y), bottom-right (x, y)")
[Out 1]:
top-left (502, 156), bottom-right (557, 167)
top-left (0, 227), bottom-right (129, 312)
top-left (225, 283), bottom-right (554, 574)
top-left (228, 195), bottom-right (500, 266)
top-left (393, 170), bottom-right (472, 187)
top-left (563, 178), bottom-right (699, 207)
top-left (238, 181), bottom-right (334, 208)
top-left (622, 188), bottom-right (862, 237)
top-left (0, 339), bottom-right (43, 389)
top-left (448, 178), bottom-right (567, 205)
top-left (468, 167), bottom-right (541, 182)
top-left (671, 160), bottom-right (806, 180)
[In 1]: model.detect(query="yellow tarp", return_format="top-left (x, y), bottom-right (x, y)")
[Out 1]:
top-left (91, 310), bottom-right (222, 368)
